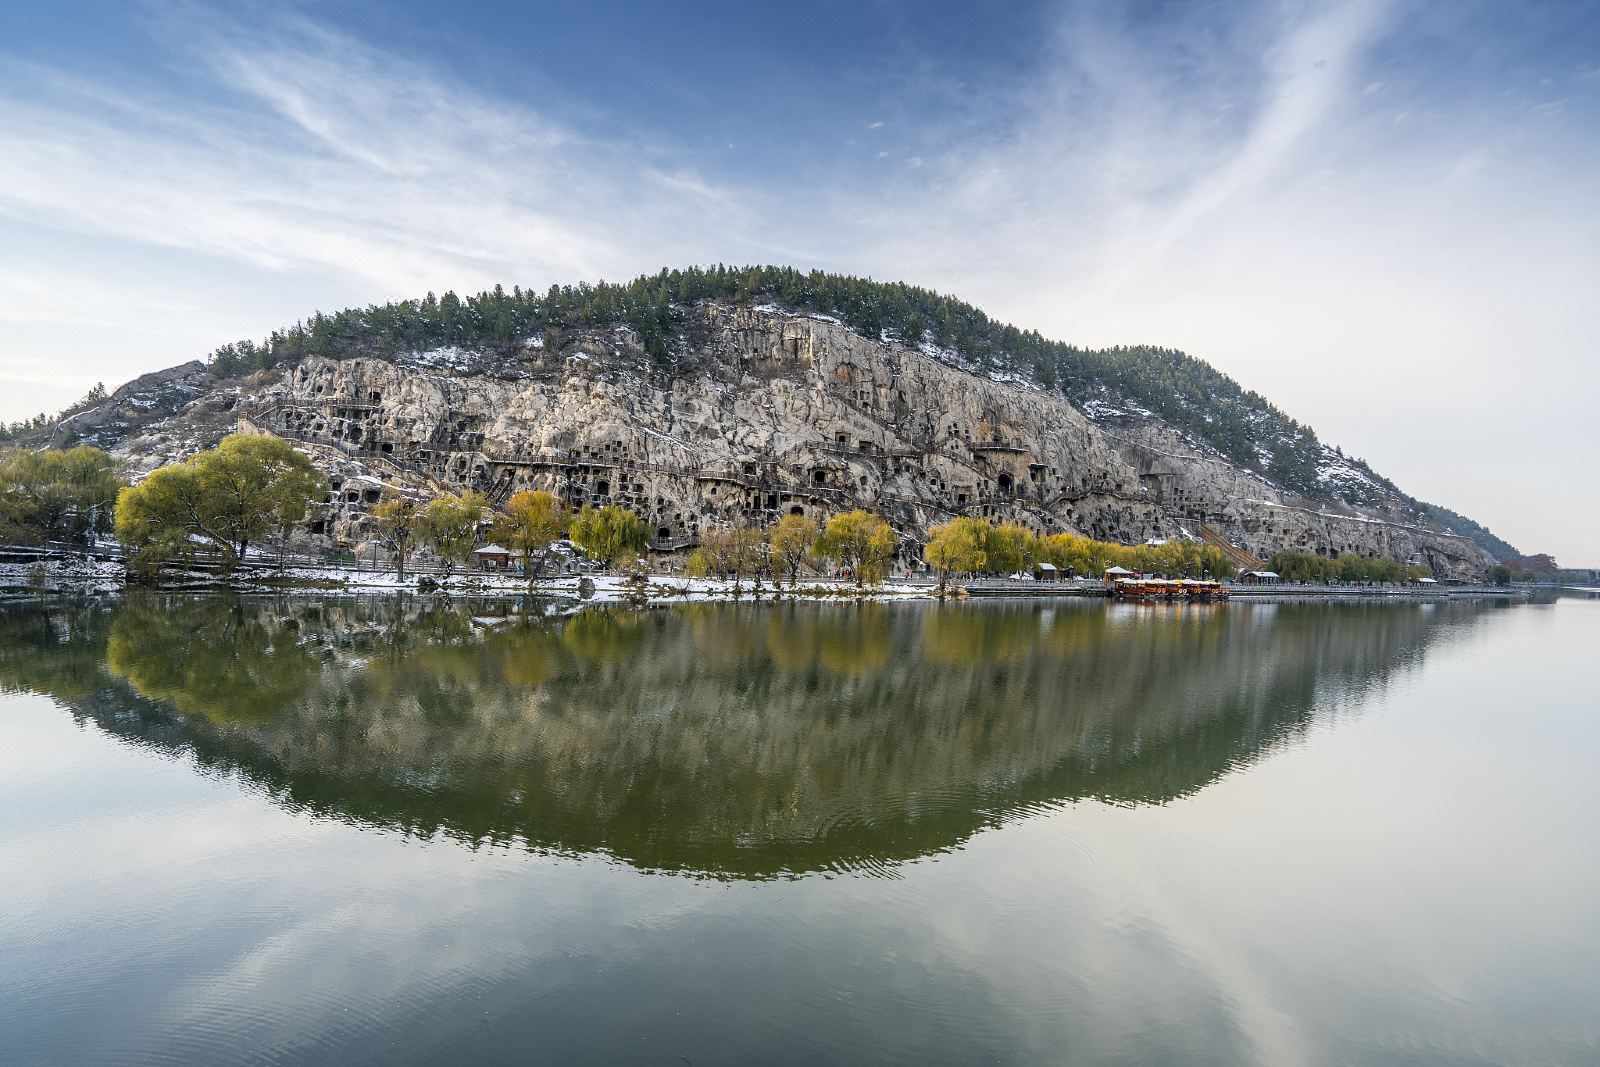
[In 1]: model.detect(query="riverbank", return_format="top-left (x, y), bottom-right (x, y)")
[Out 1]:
top-left (0, 552), bottom-right (1527, 605)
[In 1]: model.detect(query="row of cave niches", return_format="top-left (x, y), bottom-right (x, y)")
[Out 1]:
top-left (274, 405), bottom-right (490, 458)
top-left (276, 408), bottom-right (1158, 543)
top-left (278, 397), bottom-right (1118, 515)
top-left (307, 454), bottom-right (1169, 548)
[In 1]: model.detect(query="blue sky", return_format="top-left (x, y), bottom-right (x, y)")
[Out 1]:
top-left (2, 0), bottom-right (1597, 561)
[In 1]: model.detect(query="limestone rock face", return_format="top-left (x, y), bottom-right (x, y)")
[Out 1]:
top-left (99, 302), bottom-right (1495, 577)
top-left (54, 360), bottom-right (213, 454)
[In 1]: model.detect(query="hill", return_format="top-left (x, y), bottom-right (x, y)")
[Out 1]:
top-left (37, 266), bottom-right (1509, 577)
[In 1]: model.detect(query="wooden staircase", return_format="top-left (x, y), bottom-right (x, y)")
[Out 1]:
top-left (1194, 521), bottom-right (1267, 572)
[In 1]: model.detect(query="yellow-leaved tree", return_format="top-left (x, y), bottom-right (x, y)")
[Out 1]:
top-left (491, 489), bottom-right (569, 591)
top-left (816, 509), bottom-right (896, 588)
top-left (924, 517), bottom-right (988, 595)
top-left (115, 433), bottom-right (324, 575)
top-left (419, 490), bottom-right (486, 583)
top-left (569, 504), bottom-right (649, 572)
top-left (370, 494), bottom-right (421, 581)
top-left (769, 513), bottom-right (820, 587)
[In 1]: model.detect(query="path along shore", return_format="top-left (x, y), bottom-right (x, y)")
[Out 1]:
top-left (0, 545), bottom-right (1525, 603)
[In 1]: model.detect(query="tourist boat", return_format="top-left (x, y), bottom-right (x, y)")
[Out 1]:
top-left (1111, 577), bottom-right (1229, 601)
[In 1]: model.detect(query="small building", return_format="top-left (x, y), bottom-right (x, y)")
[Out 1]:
top-left (473, 544), bottom-right (513, 572)
top-left (1237, 570), bottom-right (1281, 585)
top-left (1034, 562), bottom-right (1061, 582)
top-left (1103, 565), bottom-right (1136, 589)
top-left (1415, 576), bottom-right (1439, 586)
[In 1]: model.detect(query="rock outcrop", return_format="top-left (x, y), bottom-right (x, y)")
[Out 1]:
top-left (88, 301), bottom-right (1496, 578)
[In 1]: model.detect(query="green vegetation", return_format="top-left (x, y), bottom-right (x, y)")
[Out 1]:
top-left (491, 489), bottom-right (570, 590)
top-left (924, 517), bottom-right (989, 595)
top-left (0, 383), bottom-right (107, 444)
top-left (689, 525), bottom-right (768, 593)
top-left (815, 509), bottom-right (897, 587)
top-left (10, 271), bottom-right (1514, 565)
top-left (768, 513), bottom-right (820, 587)
top-left (114, 434), bottom-right (324, 574)
top-left (568, 503), bottom-right (649, 570)
top-left (923, 518), bottom-right (1235, 584)
top-left (0, 445), bottom-right (122, 544)
top-left (90, 432), bottom-right (1456, 594)
top-left (419, 491), bottom-right (486, 581)
top-left (370, 494), bottom-right (420, 581)
top-left (1486, 555), bottom-right (1593, 587)
top-left (1268, 551), bottom-right (1431, 584)
top-left (1416, 501), bottom-right (1518, 563)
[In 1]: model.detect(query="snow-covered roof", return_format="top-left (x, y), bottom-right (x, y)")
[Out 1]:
top-left (1036, 562), bottom-right (1059, 571)
top-left (473, 544), bottom-right (512, 556)
top-left (1416, 576), bottom-right (1438, 583)
top-left (1245, 570), bottom-right (1280, 579)
top-left (1104, 566), bottom-right (1136, 575)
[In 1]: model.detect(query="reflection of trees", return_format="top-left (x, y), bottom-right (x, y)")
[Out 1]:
top-left (0, 595), bottom-right (1499, 878)
top-left (0, 600), bottom-right (111, 704)
top-left (105, 597), bottom-right (325, 723)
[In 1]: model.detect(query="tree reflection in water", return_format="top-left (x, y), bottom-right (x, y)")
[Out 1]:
top-left (0, 594), bottom-right (1496, 878)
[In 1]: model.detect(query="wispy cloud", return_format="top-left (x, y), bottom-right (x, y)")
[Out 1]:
top-left (846, 0), bottom-right (1396, 312)
top-left (0, 14), bottom-right (772, 298)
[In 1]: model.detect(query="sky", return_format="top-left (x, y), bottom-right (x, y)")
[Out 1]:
top-left (1, 0), bottom-right (1596, 563)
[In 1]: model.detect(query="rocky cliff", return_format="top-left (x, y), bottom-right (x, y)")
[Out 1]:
top-left (76, 299), bottom-right (1496, 578)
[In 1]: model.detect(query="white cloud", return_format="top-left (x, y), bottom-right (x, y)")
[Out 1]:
top-left (0, 18), bottom-right (768, 302)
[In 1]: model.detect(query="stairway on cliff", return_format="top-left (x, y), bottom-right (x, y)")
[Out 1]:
top-left (1194, 521), bottom-right (1267, 572)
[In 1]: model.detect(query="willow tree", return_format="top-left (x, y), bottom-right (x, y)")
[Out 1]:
top-left (817, 509), bottom-right (896, 587)
top-left (114, 434), bottom-right (324, 574)
top-left (699, 525), bottom-right (767, 594)
top-left (0, 444), bottom-right (123, 544)
top-left (371, 495), bottom-right (421, 581)
top-left (924, 517), bottom-right (987, 596)
top-left (982, 521), bottom-right (1037, 576)
top-left (569, 504), bottom-right (649, 571)
top-left (769, 513), bottom-right (819, 587)
top-left (419, 491), bottom-right (485, 582)
top-left (491, 489), bottom-right (569, 590)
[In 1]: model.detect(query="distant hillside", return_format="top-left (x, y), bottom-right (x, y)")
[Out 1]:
top-left (187, 264), bottom-right (1514, 560)
top-left (1415, 502), bottom-right (1517, 563)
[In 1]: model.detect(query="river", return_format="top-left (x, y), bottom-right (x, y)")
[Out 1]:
top-left (1, 593), bottom-right (1596, 1065)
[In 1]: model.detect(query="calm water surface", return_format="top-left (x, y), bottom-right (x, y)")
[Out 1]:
top-left (1, 594), bottom-right (1596, 1065)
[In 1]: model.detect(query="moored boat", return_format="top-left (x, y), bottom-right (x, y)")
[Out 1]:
top-left (1111, 576), bottom-right (1229, 601)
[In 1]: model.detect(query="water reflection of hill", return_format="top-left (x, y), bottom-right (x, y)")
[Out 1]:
top-left (0, 595), bottom-right (1495, 878)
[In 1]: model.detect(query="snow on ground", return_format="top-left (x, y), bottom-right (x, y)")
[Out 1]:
top-left (746, 303), bottom-right (845, 327)
top-left (1316, 451), bottom-right (1383, 493)
top-left (0, 558), bottom-right (125, 596)
top-left (0, 556), bottom-right (941, 603)
top-left (1079, 398), bottom-right (1155, 421)
top-left (399, 346), bottom-right (480, 373)
top-left (637, 424), bottom-right (693, 451)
